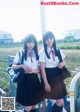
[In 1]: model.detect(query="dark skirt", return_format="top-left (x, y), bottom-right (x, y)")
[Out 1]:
top-left (41, 67), bottom-right (67, 99)
top-left (16, 73), bottom-right (43, 106)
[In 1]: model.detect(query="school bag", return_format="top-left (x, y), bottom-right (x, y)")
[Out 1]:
top-left (7, 51), bottom-right (24, 83)
top-left (57, 49), bottom-right (71, 80)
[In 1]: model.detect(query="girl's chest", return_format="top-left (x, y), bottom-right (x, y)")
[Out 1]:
top-left (23, 57), bottom-right (38, 66)
top-left (23, 57), bottom-right (39, 70)
top-left (45, 55), bottom-right (60, 67)
top-left (46, 54), bottom-right (59, 63)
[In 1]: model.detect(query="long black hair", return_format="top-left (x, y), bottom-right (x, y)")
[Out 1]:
top-left (24, 34), bottom-right (39, 60)
top-left (43, 31), bottom-right (58, 59)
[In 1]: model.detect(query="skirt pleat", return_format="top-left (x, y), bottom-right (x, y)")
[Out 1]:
top-left (16, 73), bottom-right (43, 106)
top-left (41, 67), bottom-right (67, 99)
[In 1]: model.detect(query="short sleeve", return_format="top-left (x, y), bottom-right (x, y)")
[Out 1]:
top-left (39, 49), bottom-right (46, 63)
top-left (59, 49), bottom-right (66, 60)
top-left (13, 51), bottom-right (21, 64)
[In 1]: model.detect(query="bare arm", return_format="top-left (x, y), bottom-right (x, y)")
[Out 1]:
top-left (12, 62), bottom-right (23, 70)
top-left (40, 62), bottom-right (51, 92)
top-left (58, 61), bottom-right (66, 69)
top-left (12, 62), bottom-right (31, 72)
top-left (40, 62), bottom-right (49, 85)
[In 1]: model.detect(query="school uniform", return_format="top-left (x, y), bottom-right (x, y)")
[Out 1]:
top-left (14, 50), bottom-right (43, 106)
top-left (39, 47), bottom-right (67, 99)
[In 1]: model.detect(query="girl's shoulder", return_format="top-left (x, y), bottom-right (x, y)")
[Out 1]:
top-left (16, 50), bottom-right (24, 57)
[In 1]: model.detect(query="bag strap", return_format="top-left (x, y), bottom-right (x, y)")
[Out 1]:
top-left (21, 51), bottom-right (24, 64)
top-left (57, 49), bottom-right (63, 63)
top-left (18, 51), bottom-right (24, 64)
top-left (18, 51), bottom-right (20, 57)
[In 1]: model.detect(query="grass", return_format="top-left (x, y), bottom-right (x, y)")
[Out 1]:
top-left (57, 42), bottom-right (80, 49)
top-left (0, 43), bottom-right (80, 94)
top-left (57, 42), bottom-right (80, 47)
top-left (60, 49), bottom-right (80, 93)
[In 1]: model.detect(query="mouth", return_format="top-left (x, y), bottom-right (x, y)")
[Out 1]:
top-left (29, 47), bottom-right (33, 50)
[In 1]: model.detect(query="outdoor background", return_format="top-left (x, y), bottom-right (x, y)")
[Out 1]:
top-left (0, 41), bottom-right (80, 95)
top-left (0, 1), bottom-right (80, 111)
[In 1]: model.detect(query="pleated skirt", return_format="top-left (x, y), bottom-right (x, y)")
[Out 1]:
top-left (16, 73), bottom-right (43, 106)
top-left (41, 67), bottom-right (67, 99)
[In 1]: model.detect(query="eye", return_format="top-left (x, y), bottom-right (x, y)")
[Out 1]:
top-left (50, 37), bottom-right (53, 40)
top-left (32, 42), bottom-right (34, 43)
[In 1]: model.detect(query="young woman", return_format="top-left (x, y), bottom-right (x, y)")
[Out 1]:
top-left (39, 31), bottom-right (67, 112)
top-left (12, 34), bottom-right (42, 112)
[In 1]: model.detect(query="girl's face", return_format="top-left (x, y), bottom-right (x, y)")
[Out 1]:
top-left (45, 37), bottom-right (54, 48)
top-left (26, 42), bottom-right (35, 50)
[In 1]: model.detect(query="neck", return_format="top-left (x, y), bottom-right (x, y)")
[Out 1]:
top-left (48, 46), bottom-right (53, 49)
top-left (28, 49), bottom-right (33, 52)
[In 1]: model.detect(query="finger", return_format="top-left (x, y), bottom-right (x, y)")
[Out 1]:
top-left (25, 69), bottom-right (30, 73)
top-left (27, 70), bottom-right (31, 72)
top-left (28, 70), bottom-right (31, 72)
top-left (27, 67), bottom-right (31, 70)
top-left (26, 68), bottom-right (31, 72)
top-left (29, 71), bottom-right (32, 74)
top-left (48, 90), bottom-right (51, 92)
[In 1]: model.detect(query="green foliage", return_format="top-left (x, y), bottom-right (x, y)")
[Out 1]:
top-left (57, 42), bottom-right (80, 49)
top-left (64, 35), bottom-right (74, 42)
top-left (38, 40), bottom-right (42, 45)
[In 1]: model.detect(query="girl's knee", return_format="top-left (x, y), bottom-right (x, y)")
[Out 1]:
top-left (24, 106), bottom-right (32, 111)
top-left (56, 99), bottom-right (63, 107)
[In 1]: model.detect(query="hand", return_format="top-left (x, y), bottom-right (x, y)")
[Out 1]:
top-left (28, 69), bottom-right (39, 74)
top-left (22, 65), bottom-right (31, 73)
top-left (58, 62), bottom-right (65, 69)
top-left (45, 83), bottom-right (51, 92)
top-left (28, 70), bottom-right (34, 74)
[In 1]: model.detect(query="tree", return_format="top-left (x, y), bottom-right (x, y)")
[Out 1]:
top-left (64, 35), bottom-right (74, 42)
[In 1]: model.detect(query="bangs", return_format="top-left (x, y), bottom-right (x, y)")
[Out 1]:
top-left (25, 34), bottom-right (36, 43)
top-left (26, 38), bottom-right (35, 43)
top-left (45, 36), bottom-right (53, 41)
top-left (43, 31), bottom-right (54, 41)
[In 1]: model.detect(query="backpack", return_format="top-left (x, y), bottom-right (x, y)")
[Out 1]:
top-left (7, 51), bottom-right (24, 83)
